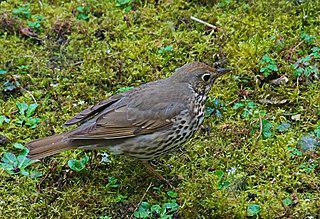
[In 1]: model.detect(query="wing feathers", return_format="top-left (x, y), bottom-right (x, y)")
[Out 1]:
top-left (64, 94), bottom-right (122, 126)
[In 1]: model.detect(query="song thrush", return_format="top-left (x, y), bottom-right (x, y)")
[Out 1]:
top-left (27, 62), bottom-right (228, 162)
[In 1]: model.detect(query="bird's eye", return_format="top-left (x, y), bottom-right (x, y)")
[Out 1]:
top-left (201, 73), bottom-right (211, 82)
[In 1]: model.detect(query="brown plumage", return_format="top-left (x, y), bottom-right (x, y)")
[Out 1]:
top-left (27, 62), bottom-right (228, 160)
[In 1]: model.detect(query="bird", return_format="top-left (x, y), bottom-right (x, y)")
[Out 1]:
top-left (27, 62), bottom-right (228, 168)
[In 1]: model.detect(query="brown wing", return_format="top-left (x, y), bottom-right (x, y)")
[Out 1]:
top-left (64, 93), bottom-right (124, 126)
top-left (68, 101), bottom-right (186, 140)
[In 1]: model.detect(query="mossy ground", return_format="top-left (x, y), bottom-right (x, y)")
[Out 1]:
top-left (0, 0), bottom-right (319, 218)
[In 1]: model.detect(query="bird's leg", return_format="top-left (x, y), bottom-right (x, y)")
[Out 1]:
top-left (142, 161), bottom-right (172, 187)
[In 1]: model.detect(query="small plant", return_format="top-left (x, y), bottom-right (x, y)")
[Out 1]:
top-left (12, 4), bottom-right (31, 19)
top-left (205, 98), bottom-right (224, 118)
top-left (282, 197), bottom-right (293, 206)
top-left (28, 15), bottom-right (44, 32)
top-left (261, 119), bottom-right (273, 139)
top-left (314, 125), bottom-right (320, 138)
top-left (259, 55), bottom-right (278, 77)
top-left (115, 194), bottom-right (127, 202)
top-left (0, 68), bottom-right (20, 92)
top-left (0, 115), bottom-right (10, 126)
top-left (0, 69), bottom-right (7, 75)
top-left (213, 170), bottom-right (230, 190)
top-left (67, 155), bottom-right (89, 172)
top-left (247, 204), bottom-right (261, 217)
top-left (276, 122), bottom-right (291, 133)
top-left (299, 160), bottom-right (318, 173)
top-left (292, 46), bottom-right (319, 77)
top-left (76, 5), bottom-right (91, 21)
top-left (158, 45), bottom-right (173, 55)
top-left (288, 147), bottom-right (302, 158)
top-left (17, 65), bottom-right (29, 74)
top-left (106, 176), bottom-right (120, 189)
top-left (0, 143), bottom-right (42, 178)
top-left (115, 0), bottom-right (134, 12)
top-left (217, 0), bottom-right (233, 8)
top-left (300, 32), bottom-right (316, 45)
top-left (14, 102), bottom-right (41, 128)
top-left (233, 101), bottom-right (265, 119)
top-left (133, 191), bottom-right (179, 219)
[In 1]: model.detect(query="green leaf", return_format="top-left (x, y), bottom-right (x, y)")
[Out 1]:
top-left (159, 45), bottom-right (174, 54)
top-left (0, 162), bottom-right (14, 171)
top-left (77, 13), bottom-right (89, 21)
top-left (29, 170), bottom-right (43, 178)
top-left (218, 180), bottom-right (230, 190)
top-left (276, 122), bottom-right (291, 132)
top-left (314, 125), bottom-right (320, 138)
top-left (12, 5), bottom-right (31, 19)
top-left (283, 197), bottom-right (293, 206)
top-left (247, 204), bottom-right (261, 216)
top-left (213, 170), bottom-right (224, 178)
top-left (76, 6), bottom-right (84, 12)
top-left (107, 176), bottom-right (119, 188)
top-left (262, 119), bottom-right (273, 139)
top-left (233, 102), bottom-right (244, 109)
top-left (293, 67), bottom-right (304, 77)
top-left (124, 5), bottom-right (132, 12)
top-left (68, 159), bottom-right (84, 172)
top-left (13, 143), bottom-right (25, 150)
top-left (259, 67), bottom-right (266, 72)
top-left (247, 101), bottom-right (257, 109)
top-left (150, 204), bottom-right (161, 214)
top-left (16, 102), bottom-right (28, 116)
top-left (288, 147), bottom-right (302, 157)
top-left (0, 115), bottom-right (10, 125)
top-left (26, 103), bottom-right (38, 117)
top-left (116, 0), bottom-right (132, 7)
top-left (68, 155), bottom-right (89, 172)
top-left (0, 69), bottom-right (7, 75)
top-left (25, 117), bottom-right (41, 128)
top-left (301, 32), bottom-right (315, 44)
top-left (20, 169), bottom-right (30, 176)
top-left (28, 21), bottom-right (41, 29)
top-left (167, 191), bottom-right (178, 198)
top-left (17, 154), bottom-right (34, 169)
top-left (163, 201), bottom-right (179, 211)
top-left (80, 155), bottom-right (89, 166)
top-left (134, 202), bottom-right (150, 218)
top-left (2, 152), bottom-right (17, 166)
top-left (13, 143), bottom-right (29, 156)
top-left (3, 80), bottom-right (19, 91)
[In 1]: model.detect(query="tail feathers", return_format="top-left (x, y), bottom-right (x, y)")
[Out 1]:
top-left (26, 133), bottom-right (74, 160)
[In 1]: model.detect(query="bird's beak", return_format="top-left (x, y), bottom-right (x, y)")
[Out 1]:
top-left (216, 68), bottom-right (231, 76)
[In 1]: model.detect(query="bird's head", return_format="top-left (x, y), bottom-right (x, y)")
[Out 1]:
top-left (171, 62), bottom-right (229, 96)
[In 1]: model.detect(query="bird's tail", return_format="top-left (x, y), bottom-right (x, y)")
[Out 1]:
top-left (26, 132), bottom-right (75, 160)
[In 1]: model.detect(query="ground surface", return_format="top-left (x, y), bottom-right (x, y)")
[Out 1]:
top-left (0, 0), bottom-right (319, 218)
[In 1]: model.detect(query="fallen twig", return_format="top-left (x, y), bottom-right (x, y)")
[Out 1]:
top-left (190, 16), bottom-right (217, 29)
top-left (256, 116), bottom-right (263, 140)
top-left (130, 182), bottom-right (153, 218)
top-left (20, 87), bottom-right (37, 104)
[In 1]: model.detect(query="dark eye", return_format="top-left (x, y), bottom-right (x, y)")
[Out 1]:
top-left (202, 73), bottom-right (211, 82)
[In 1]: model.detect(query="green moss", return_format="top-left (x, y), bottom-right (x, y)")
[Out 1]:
top-left (0, 0), bottom-right (319, 218)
